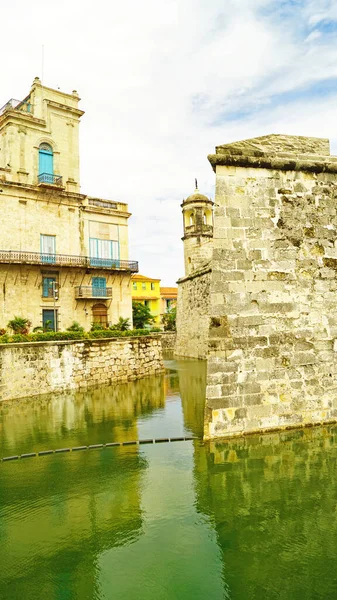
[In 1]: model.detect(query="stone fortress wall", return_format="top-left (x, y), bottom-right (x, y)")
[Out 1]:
top-left (205, 134), bottom-right (337, 439)
top-left (0, 336), bottom-right (163, 402)
top-left (175, 267), bottom-right (211, 359)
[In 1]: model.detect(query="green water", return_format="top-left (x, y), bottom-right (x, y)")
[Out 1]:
top-left (1, 359), bottom-right (337, 599)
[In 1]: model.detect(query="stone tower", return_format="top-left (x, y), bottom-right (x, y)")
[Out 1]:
top-left (181, 181), bottom-right (214, 276)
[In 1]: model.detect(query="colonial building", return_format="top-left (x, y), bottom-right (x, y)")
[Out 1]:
top-left (0, 77), bottom-right (138, 331)
top-left (175, 183), bottom-right (214, 358)
top-left (159, 287), bottom-right (177, 319)
top-left (131, 274), bottom-right (161, 324)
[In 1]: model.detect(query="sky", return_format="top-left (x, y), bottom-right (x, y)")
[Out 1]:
top-left (2, 0), bottom-right (337, 285)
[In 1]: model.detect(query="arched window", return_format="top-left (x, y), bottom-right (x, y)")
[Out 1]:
top-left (92, 303), bottom-right (108, 328)
top-left (39, 143), bottom-right (54, 177)
top-left (203, 213), bottom-right (207, 225)
top-left (189, 213), bottom-right (194, 226)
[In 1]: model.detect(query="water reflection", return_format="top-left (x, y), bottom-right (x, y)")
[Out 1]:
top-left (0, 449), bottom-right (146, 600)
top-left (193, 427), bottom-right (337, 599)
top-left (0, 374), bottom-right (165, 456)
top-left (3, 359), bottom-right (337, 599)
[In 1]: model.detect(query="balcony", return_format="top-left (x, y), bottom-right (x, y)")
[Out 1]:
top-left (75, 286), bottom-right (113, 299)
top-left (38, 173), bottom-right (63, 187)
top-left (0, 250), bottom-right (139, 272)
top-left (0, 98), bottom-right (32, 116)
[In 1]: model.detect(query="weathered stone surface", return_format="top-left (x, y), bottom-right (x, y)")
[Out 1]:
top-left (0, 336), bottom-right (164, 402)
top-left (205, 134), bottom-right (337, 440)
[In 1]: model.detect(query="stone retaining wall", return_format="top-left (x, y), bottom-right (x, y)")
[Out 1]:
top-left (0, 336), bottom-right (164, 402)
top-left (160, 332), bottom-right (177, 351)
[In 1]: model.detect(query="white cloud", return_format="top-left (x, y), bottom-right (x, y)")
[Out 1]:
top-left (2, 0), bottom-right (337, 284)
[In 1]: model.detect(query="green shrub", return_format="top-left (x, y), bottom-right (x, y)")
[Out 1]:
top-left (66, 321), bottom-right (84, 333)
top-left (7, 316), bottom-right (31, 334)
top-left (110, 317), bottom-right (130, 331)
top-left (0, 328), bottom-right (155, 344)
top-left (90, 322), bottom-right (106, 332)
top-left (161, 306), bottom-right (176, 331)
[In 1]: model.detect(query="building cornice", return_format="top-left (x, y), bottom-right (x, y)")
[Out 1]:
top-left (208, 151), bottom-right (337, 174)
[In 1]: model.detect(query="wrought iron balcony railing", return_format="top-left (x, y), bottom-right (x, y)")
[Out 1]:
top-left (0, 250), bottom-right (139, 272)
top-left (38, 173), bottom-right (63, 186)
top-left (75, 286), bottom-right (113, 299)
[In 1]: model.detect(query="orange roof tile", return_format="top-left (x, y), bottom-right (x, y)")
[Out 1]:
top-left (160, 287), bottom-right (178, 297)
top-left (131, 274), bottom-right (161, 282)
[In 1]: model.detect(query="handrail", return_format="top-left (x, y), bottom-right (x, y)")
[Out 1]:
top-left (0, 250), bottom-right (139, 272)
top-left (38, 173), bottom-right (63, 186)
top-left (75, 286), bottom-right (113, 298)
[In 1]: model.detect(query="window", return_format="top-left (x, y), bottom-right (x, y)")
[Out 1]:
top-left (144, 300), bottom-right (150, 307)
top-left (42, 309), bottom-right (57, 331)
top-left (42, 276), bottom-right (57, 298)
top-left (142, 282), bottom-right (146, 290)
top-left (40, 235), bottom-right (56, 264)
top-left (151, 282), bottom-right (155, 290)
top-left (203, 213), bottom-right (207, 225)
top-left (89, 238), bottom-right (119, 267)
top-left (92, 303), bottom-right (108, 327)
top-left (92, 277), bottom-right (107, 297)
top-left (39, 143), bottom-right (53, 176)
top-left (166, 299), bottom-right (171, 310)
top-left (133, 282), bottom-right (137, 291)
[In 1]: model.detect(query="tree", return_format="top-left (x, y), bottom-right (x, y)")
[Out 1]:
top-left (132, 301), bottom-right (155, 329)
top-left (161, 306), bottom-right (176, 331)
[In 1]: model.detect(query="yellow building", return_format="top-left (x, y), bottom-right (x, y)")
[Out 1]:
top-left (131, 274), bottom-right (161, 325)
top-left (0, 77), bottom-right (138, 331)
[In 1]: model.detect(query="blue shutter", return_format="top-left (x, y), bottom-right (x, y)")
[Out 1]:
top-left (92, 277), bottom-right (107, 297)
top-left (39, 147), bottom-right (53, 176)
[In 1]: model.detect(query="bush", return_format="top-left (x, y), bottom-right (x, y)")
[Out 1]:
top-left (66, 321), bottom-right (84, 333)
top-left (0, 328), bottom-right (156, 344)
top-left (7, 316), bottom-right (32, 334)
top-left (161, 307), bottom-right (176, 331)
top-left (110, 317), bottom-right (130, 331)
top-left (90, 322), bottom-right (106, 332)
top-left (0, 328), bottom-right (6, 336)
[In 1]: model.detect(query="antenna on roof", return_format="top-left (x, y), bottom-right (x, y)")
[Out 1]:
top-left (195, 178), bottom-right (198, 191)
top-left (41, 44), bottom-right (44, 85)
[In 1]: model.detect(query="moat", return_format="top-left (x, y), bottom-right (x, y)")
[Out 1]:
top-left (1, 357), bottom-right (337, 599)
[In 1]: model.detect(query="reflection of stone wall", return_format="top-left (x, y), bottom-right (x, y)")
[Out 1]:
top-left (205, 135), bottom-right (337, 439)
top-left (193, 425), bottom-right (337, 598)
top-left (0, 374), bottom-right (165, 454)
top-left (0, 336), bottom-right (164, 402)
top-left (178, 359), bottom-right (207, 437)
top-left (175, 268), bottom-right (211, 359)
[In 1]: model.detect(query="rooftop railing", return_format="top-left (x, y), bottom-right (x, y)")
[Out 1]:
top-left (88, 198), bottom-right (118, 210)
top-left (0, 250), bottom-right (139, 272)
top-left (0, 98), bottom-right (32, 116)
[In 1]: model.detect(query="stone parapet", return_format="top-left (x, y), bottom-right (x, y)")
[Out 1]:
top-left (0, 336), bottom-right (164, 402)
